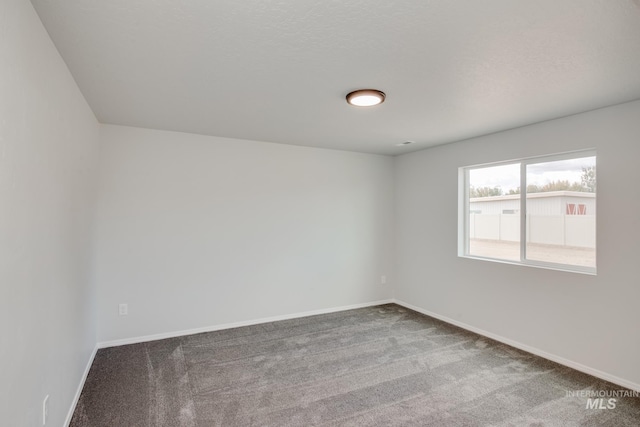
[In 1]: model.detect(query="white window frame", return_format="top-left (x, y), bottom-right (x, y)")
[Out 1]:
top-left (458, 149), bottom-right (596, 275)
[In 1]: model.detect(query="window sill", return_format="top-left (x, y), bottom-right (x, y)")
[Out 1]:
top-left (459, 254), bottom-right (597, 276)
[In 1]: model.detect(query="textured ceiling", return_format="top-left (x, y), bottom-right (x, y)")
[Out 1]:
top-left (30, 0), bottom-right (640, 155)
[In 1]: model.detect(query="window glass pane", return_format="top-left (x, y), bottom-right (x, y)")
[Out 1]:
top-left (468, 163), bottom-right (520, 261)
top-left (525, 156), bottom-right (596, 268)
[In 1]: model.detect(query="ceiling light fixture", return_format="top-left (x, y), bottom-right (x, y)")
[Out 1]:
top-left (346, 89), bottom-right (386, 107)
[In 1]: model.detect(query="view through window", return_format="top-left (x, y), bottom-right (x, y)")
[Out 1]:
top-left (461, 151), bottom-right (596, 273)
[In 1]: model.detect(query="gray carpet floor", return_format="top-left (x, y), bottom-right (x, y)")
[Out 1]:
top-left (70, 304), bottom-right (640, 426)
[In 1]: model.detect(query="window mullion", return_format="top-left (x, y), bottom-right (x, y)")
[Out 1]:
top-left (520, 162), bottom-right (526, 262)
top-left (465, 168), bottom-right (471, 255)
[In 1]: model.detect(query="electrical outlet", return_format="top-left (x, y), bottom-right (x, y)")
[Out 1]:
top-left (380, 275), bottom-right (387, 285)
top-left (42, 395), bottom-right (49, 425)
top-left (119, 303), bottom-right (128, 315)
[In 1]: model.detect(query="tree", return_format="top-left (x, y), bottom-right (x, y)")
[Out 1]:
top-left (581, 166), bottom-right (596, 192)
top-left (526, 184), bottom-right (541, 193)
top-left (469, 186), bottom-right (503, 198)
top-left (525, 179), bottom-right (590, 193)
top-left (471, 170), bottom-right (596, 198)
top-left (541, 180), bottom-right (584, 192)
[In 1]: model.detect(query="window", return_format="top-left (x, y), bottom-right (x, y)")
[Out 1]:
top-left (459, 150), bottom-right (596, 274)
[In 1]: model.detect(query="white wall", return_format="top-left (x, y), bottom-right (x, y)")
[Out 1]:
top-left (94, 125), bottom-right (394, 342)
top-left (0, 1), bottom-right (99, 426)
top-left (395, 100), bottom-right (640, 389)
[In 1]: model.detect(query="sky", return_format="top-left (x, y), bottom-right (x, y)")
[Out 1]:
top-left (469, 156), bottom-right (596, 193)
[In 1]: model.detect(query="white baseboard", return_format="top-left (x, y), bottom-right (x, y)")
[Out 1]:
top-left (392, 299), bottom-right (640, 393)
top-left (98, 299), bottom-right (394, 349)
top-left (64, 343), bottom-right (99, 427)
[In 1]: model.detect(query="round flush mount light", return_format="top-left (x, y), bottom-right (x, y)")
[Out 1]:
top-left (396, 141), bottom-right (415, 147)
top-left (346, 89), bottom-right (386, 107)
